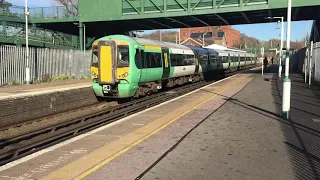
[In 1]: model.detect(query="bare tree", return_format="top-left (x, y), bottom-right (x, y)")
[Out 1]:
top-left (0, 0), bottom-right (12, 6)
top-left (0, 0), bottom-right (12, 11)
top-left (52, 0), bottom-right (78, 17)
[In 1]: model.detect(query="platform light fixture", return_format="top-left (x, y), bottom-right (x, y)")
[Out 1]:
top-left (25, 0), bottom-right (30, 84)
top-left (267, 16), bottom-right (284, 79)
top-left (136, 30), bottom-right (144, 38)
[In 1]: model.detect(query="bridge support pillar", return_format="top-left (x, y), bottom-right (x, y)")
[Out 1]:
top-left (79, 22), bottom-right (84, 50)
top-left (2, 21), bottom-right (7, 37)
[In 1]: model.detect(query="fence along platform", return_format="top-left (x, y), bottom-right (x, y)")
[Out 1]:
top-left (0, 45), bottom-right (91, 86)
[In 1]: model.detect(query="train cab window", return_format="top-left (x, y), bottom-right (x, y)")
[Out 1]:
top-left (118, 45), bottom-right (130, 67)
top-left (145, 52), bottom-right (162, 68)
top-left (209, 54), bottom-right (216, 64)
top-left (199, 53), bottom-right (208, 64)
top-left (135, 49), bottom-right (144, 69)
top-left (91, 45), bottom-right (98, 66)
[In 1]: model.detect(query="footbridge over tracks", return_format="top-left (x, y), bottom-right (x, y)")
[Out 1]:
top-left (76, 0), bottom-right (320, 36)
top-left (2, 0), bottom-right (320, 49)
top-left (25, 0), bottom-right (320, 49)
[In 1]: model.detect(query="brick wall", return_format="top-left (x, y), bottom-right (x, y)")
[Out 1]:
top-left (219, 26), bottom-right (240, 47)
top-left (179, 26), bottom-right (240, 47)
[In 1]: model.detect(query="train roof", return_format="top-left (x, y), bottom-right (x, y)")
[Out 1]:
top-left (95, 35), bottom-right (192, 50)
top-left (209, 49), bottom-right (229, 56)
top-left (131, 37), bottom-right (192, 50)
top-left (95, 35), bottom-right (257, 57)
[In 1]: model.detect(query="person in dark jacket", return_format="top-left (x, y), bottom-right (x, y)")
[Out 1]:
top-left (263, 57), bottom-right (268, 71)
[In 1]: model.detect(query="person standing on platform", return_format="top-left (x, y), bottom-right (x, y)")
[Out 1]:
top-left (271, 57), bottom-right (274, 64)
top-left (263, 56), bottom-right (268, 71)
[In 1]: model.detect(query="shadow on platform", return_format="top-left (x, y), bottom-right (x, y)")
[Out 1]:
top-left (202, 65), bottom-right (320, 179)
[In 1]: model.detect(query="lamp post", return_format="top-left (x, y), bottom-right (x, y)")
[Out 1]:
top-left (83, 23), bottom-right (86, 53)
top-left (267, 16), bottom-right (284, 79)
top-left (25, 0), bottom-right (30, 84)
top-left (282, 0), bottom-right (292, 120)
top-left (202, 32), bottom-right (208, 47)
top-left (178, 29), bottom-right (181, 44)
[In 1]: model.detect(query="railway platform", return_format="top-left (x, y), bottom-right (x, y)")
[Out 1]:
top-left (0, 79), bottom-right (91, 99)
top-left (0, 65), bottom-right (319, 180)
top-left (0, 79), bottom-right (96, 129)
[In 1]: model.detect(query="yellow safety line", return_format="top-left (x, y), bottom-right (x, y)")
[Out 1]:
top-left (74, 75), bottom-right (249, 180)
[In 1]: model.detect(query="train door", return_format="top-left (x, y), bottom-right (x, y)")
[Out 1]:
top-left (135, 48), bottom-right (144, 83)
top-left (238, 54), bottom-right (241, 69)
top-left (228, 54), bottom-right (231, 69)
top-left (193, 51), bottom-right (200, 74)
top-left (244, 55), bottom-right (247, 67)
top-left (161, 48), bottom-right (170, 80)
top-left (98, 40), bottom-right (117, 85)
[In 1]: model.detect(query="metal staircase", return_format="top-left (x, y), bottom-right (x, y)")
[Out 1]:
top-left (0, 4), bottom-right (94, 49)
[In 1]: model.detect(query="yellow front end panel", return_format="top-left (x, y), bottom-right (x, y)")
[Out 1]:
top-left (99, 46), bottom-right (113, 83)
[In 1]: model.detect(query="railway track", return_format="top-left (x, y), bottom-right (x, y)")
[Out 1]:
top-left (0, 67), bottom-right (256, 166)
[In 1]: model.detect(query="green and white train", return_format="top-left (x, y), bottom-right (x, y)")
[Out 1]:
top-left (90, 35), bottom-right (257, 99)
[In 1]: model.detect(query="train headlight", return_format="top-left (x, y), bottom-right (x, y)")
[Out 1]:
top-left (122, 72), bottom-right (129, 78)
top-left (92, 71), bottom-right (97, 77)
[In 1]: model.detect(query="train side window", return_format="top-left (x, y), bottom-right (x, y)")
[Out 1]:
top-left (170, 54), bottom-right (179, 66)
top-left (145, 52), bottom-right (162, 68)
top-left (118, 46), bottom-right (130, 67)
top-left (171, 54), bottom-right (195, 66)
top-left (135, 49), bottom-right (144, 69)
top-left (186, 55), bottom-right (196, 65)
top-left (170, 54), bottom-right (184, 66)
top-left (181, 55), bottom-right (195, 66)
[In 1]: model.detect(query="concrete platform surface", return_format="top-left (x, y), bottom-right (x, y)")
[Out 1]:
top-left (0, 79), bottom-right (91, 99)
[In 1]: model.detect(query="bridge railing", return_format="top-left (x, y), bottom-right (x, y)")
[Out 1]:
top-left (0, 5), bottom-right (78, 19)
top-left (0, 22), bottom-right (80, 48)
top-left (0, 45), bottom-right (91, 86)
top-left (0, 5), bottom-right (24, 18)
top-left (29, 6), bottom-right (78, 19)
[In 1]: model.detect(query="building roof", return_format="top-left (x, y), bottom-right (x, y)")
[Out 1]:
top-left (205, 44), bottom-right (228, 50)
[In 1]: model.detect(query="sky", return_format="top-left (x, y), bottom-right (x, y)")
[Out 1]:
top-left (8, 0), bottom-right (313, 42)
top-left (141, 21), bottom-right (313, 42)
